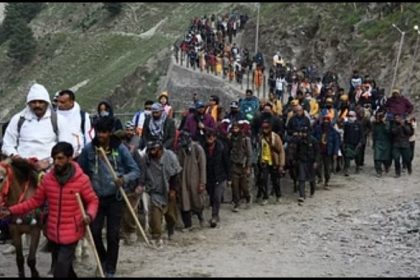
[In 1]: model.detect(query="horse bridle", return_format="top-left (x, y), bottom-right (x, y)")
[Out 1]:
top-left (0, 161), bottom-right (31, 207)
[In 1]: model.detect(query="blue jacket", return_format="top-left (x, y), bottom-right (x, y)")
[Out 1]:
top-left (78, 136), bottom-right (140, 198)
top-left (313, 124), bottom-right (340, 156)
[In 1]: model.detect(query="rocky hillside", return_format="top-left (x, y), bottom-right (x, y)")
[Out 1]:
top-left (0, 2), bottom-right (252, 121)
top-left (241, 3), bottom-right (420, 105)
top-left (0, 3), bottom-right (419, 123)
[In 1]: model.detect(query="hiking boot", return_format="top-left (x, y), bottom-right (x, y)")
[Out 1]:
top-left (232, 205), bottom-right (239, 212)
top-left (209, 218), bottom-right (217, 228)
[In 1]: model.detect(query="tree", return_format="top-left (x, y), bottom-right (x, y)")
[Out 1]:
top-left (7, 18), bottom-right (37, 65)
top-left (0, 2), bottom-right (45, 44)
top-left (103, 2), bottom-right (123, 16)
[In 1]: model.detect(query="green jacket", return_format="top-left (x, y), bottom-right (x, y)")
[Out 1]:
top-left (372, 121), bottom-right (391, 161)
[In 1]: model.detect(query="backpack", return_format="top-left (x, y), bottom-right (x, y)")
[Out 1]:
top-left (17, 110), bottom-right (58, 146)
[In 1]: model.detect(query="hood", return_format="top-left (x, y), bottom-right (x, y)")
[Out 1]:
top-left (26, 83), bottom-right (50, 104)
top-left (97, 100), bottom-right (114, 117)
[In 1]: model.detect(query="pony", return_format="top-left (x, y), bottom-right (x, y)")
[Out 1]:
top-left (0, 157), bottom-right (43, 278)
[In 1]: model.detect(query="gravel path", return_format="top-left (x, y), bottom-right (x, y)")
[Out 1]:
top-left (1, 146), bottom-right (420, 277)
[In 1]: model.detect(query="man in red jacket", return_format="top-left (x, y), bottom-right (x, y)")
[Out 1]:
top-left (0, 142), bottom-right (99, 278)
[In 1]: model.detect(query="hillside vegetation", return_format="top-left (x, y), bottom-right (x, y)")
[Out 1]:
top-left (0, 2), bottom-right (251, 121)
top-left (0, 3), bottom-right (419, 123)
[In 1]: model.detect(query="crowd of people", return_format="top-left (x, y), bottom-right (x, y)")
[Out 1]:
top-left (0, 11), bottom-right (417, 279)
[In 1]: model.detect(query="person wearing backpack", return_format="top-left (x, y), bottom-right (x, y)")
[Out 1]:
top-left (228, 121), bottom-right (252, 212)
top-left (56, 89), bottom-right (93, 158)
top-left (132, 100), bottom-right (153, 137)
top-left (2, 83), bottom-right (71, 166)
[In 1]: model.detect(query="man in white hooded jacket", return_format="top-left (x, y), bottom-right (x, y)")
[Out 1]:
top-left (1, 83), bottom-right (73, 256)
top-left (2, 83), bottom-right (72, 164)
top-left (56, 89), bottom-right (93, 158)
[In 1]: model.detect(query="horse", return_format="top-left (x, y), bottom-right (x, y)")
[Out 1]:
top-left (0, 157), bottom-right (43, 278)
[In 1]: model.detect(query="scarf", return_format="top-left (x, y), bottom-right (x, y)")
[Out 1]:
top-left (149, 111), bottom-right (167, 139)
top-left (55, 164), bottom-right (75, 186)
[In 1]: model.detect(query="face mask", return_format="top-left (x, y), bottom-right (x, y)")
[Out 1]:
top-left (100, 111), bottom-right (109, 117)
top-left (262, 112), bottom-right (271, 118)
top-left (306, 96), bottom-right (311, 101)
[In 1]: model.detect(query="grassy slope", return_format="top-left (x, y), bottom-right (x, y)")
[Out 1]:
top-left (0, 3), bottom-right (243, 120)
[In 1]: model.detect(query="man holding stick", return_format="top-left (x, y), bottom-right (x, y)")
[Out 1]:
top-left (0, 142), bottom-right (99, 278)
top-left (78, 116), bottom-right (140, 278)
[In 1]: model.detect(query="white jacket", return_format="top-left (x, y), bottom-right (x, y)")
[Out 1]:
top-left (57, 102), bottom-right (93, 157)
top-left (2, 106), bottom-right (72, 160)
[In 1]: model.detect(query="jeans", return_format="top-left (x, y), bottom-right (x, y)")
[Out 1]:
top-left (50, 241), bottom-right (78, 278)
top-left (393, 146), bottom-right (412, 175)
top-left (150, 198), bottom-right (177, 239)
top-left (298, 181), bottom-right (315, 199)
top-left (207, 180), bottom-right (226, 218)
top-left (231, 163), bottom-right (250, 206)
top-left (257, 164), bottom-right (281, 199)
top-left (90, 195), bottom-right (123, 275)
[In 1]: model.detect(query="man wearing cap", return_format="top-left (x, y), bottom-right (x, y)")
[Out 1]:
top-left (78, 116), bottom-right (140, 277)
top-left (184, 101), bottom-right (216, 148)
top-left (138, 139), bottom-right (182, 245)
top-left (224, 100), bottom-right (244, 123)
top-left (176, 130), bottom-right (207, 230)
top-left (116, 120), bottom-right (142, 245)
top-left (343, 111), bottom-right (364, 176)
top-left (204, 128), bottom-right (230, 227)
top-left (286, 105), bottom-right (311, 139)
top-left (385, 89), bottom-right (413, 119)
top-left (239, 89), bottom-right (260, 123)
top-left (2, 83), bottom-right (72, 168)
top-left (256, 120), bottom-right (285, 205)
top-left (141, 102), bottom-right (176, 150)
top-left (313, 115), bottom-right (340, 188)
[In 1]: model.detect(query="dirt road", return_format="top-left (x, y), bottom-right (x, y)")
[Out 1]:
top-left (1, 146), bottom-right (420, 277)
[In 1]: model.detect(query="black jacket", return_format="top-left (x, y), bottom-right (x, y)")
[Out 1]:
top-left (343, 121), bottom-right (364, 146)
top-left (391, 121), bottom-right (414, 148)
top-left (205, 139), bottom-right (230, 184)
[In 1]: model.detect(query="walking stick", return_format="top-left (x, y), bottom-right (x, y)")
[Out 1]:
top-left (97, 147), bottom-right (151, 246)
top-left (75, 193), bottom-right (105, 278)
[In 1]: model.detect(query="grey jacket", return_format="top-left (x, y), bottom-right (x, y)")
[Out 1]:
top-left (78, 136), bottom-right (140, 198)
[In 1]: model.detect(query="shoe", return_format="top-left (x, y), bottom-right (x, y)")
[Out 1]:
top-left (244, 202), bottom-right (251, 209)
top-left (106, 272), bottom-right (115, 278)
top-left (2, 244), bottom-right (15, 254)
top-left (232, 205), bottom-right (239, 212)
top-left (309, 193), bottom-right (314, 198)
top-left (275, 197), bottom-right (281, 203)
top-left (209, 218), bottom-right (217, 228)
top-left (260, 199), bottom-right (268, 206)
top-left (395, 174), bottom-right (401, 178)
top-left (376, 172), bottom-right (382, 178)
top-left (355, 166), bottom-right (360, 174)
top-left (298, 197), bottom-right (304, 203)
top-left (344, 172), bottom-right (349, 177)
top-left (408, 168), bottom-right (412, 175)
top-left (154, 238), bottom-right (164, 248)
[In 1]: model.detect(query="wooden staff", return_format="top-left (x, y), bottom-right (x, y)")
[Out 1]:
top-left (97, 147), bottom-right (150, 246)
top-left (75, 193), bottom-right (105, 278)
